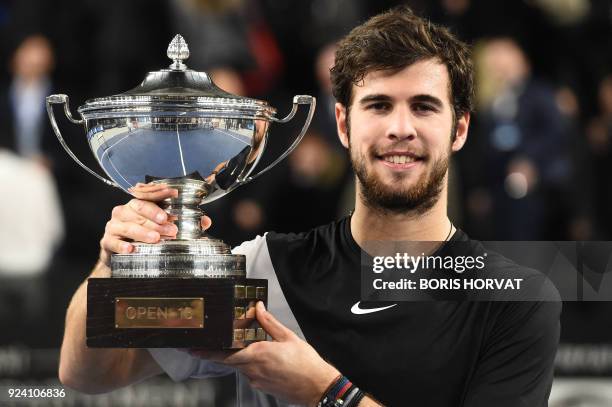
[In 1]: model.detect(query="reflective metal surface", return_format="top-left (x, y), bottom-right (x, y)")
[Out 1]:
top-left (111, 238), bottom-right (246, 278)
top-left (50, 34), bottom-right (279, 349)
top-left (152, 178), bottom-right (210, 239)
top-left (46, 33), bottom-right (315, 285)
top-left (46, 34), bottom-right (315, 200)
top-left (85, 115), bottom-right (270, 198)
top-left (114, 297), bottom-right (204, 329)
top-left (79, 34), bottom-right (275, 119)
top-left (108, 176), bottom-right (247, 278)
top-left (167, 34), bottom-right (189, 71)
top-left (231, 285), bottom-right (267, 348)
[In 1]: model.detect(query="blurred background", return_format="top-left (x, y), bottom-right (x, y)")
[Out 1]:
top-left (0, 0), bottom-right (611, 405)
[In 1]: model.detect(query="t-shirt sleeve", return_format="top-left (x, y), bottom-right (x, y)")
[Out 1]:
top-left (462, 300), bottom-right (562, 407)
top-left (147, 235), bottom-right (269, 381)
top-left (148, 348), bottom-right (235, 381)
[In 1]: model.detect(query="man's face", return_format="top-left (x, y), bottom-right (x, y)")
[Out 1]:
top-left (335, 58), bottom-right (469, 214)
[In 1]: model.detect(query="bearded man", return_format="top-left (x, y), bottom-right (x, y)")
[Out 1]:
top-left (58, 6), bottom-right (560, 407)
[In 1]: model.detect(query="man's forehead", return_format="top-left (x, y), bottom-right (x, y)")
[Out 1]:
top-left (353, 59), bottom-right (451, 103)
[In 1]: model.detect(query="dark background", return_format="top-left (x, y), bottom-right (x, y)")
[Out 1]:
top-left (0, 0), bottom-right (611, 405)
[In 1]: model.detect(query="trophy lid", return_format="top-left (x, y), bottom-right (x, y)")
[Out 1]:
top-left (78, 34), bottom-right (276, 120)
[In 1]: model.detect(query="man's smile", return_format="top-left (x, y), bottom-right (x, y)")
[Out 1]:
top-left (375, 151), bottom-right (425, 170)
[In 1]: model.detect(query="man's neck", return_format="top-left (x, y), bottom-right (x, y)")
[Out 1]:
top-left (351, 185), bottom-right (452, 246)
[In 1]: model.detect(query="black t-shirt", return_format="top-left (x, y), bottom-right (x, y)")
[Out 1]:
top-left (265, 216), bottom-right (561, 407)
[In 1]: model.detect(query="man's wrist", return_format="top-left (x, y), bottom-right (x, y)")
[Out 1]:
top-left (313, 373), bottom-right (342, 407)
top-left (91, 259), bottom-right (111, 278)
top-left (316, 374), bottom-right (367, 407)
top-left (311, 364), bottom-right (342, 407)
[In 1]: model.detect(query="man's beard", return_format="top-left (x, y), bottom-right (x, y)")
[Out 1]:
top-left (349, 134), bottom-right (450, 215)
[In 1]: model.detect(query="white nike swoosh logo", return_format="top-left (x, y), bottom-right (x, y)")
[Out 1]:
top-left (350, 301), bottom-right (398, 315)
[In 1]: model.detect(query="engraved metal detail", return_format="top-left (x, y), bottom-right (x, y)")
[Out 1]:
top-left (256, 328), bottom-right (266, 341)
top-left (234, 307), bottom-right (245, 320)
top-left (115, 297), bottom-right (204, 328)
top-left (235, 285), bottom-right (246, 299)
top-left (111, 252), bottom-right (245, 278)
top-left (256, 287), bottom-right (266, 299)
top-left (167, 34), bottom-right (189, 70)
top-left (245, 329), bottom-right (256, 341)
top-left (246, 286), bottom-right (256, 298)
top-left (233, 329), bottom-right (245, 341)
top-left (111, 232), bottom-right (246, 278)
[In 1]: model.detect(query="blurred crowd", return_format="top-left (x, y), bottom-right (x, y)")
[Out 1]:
top-left (0, 0), bottom-right (611, 376)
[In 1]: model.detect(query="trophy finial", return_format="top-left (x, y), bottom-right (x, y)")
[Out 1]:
top-left (167, 34), bottom-right (189, 70)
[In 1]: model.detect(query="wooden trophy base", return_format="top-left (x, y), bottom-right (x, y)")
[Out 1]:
top-left (86, 277), bottom-right (267, 349)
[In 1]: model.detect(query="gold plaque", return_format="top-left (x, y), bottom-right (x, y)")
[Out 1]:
top-left (234, 328), bottom-right (245, 341)
top-left (256, 328), bottom-right (266, 340)
top-left (246, 301), bottom-right (257, 319)
top-left (234, 285), bottom-right (246, 299)
top-left (115, 297), bottom-right (204, 329)
top-left (246, 286), bottom-right (256, 298)
top-left (256, 287), bottom-right (266, 299)
top-left (245, 328), bottom-right (256, 340)
top-left (234, 306), bottom-right (246, 320)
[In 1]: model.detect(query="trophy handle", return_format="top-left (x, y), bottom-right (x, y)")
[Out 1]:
top-left (46, 94), bottom-right (119, 188)
top-left (239, 95), bottom-right (316, 185)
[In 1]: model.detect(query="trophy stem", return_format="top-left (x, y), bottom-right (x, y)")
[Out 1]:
top-left (152, 178), bottom-right (209, 240)
top-left (164, 202), bottom-right (204, 240)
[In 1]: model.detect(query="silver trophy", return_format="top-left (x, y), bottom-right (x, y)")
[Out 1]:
top-left (46, 35), bottom-right (315, 348)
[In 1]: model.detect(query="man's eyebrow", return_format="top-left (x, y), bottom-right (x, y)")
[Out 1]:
top-left (411, 94), bottom-right (444, 108)
top-left (358, 93), bottom-right (445, 108)
top-left (358, 94), bottom-right (392, 105)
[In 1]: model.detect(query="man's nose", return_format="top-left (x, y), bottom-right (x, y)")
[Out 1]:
top-left (386, 107), bottom-right (417, 141)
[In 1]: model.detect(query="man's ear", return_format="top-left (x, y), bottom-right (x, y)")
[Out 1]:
top-left (335, 103), bottom-right (349, 149)
top-left (451, 112), bottom-right (470, 152)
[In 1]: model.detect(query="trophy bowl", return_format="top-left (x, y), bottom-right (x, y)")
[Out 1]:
top-left (47, 34), bottom-right (314, 201)
top-left (46, 34), bottom-right (315, 349)
top-left (80, 99), bottom-right (273, 201)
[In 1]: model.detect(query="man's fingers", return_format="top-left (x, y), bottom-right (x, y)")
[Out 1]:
top-left (129, 183), bottom-right (179, 202)
top-left (256, 302), bottom-right (292, 342)
top-left (217, 345), bottom-right (257, 365)
top-left (130, 188), bottom-right (179, 202)
top-left (124, 199), bottom-right (170, 224)
top-left (105, 220), bottom-right (161, 244)
top-left (114, 205), bottom-right (177, 237)
top-left (99, 183), bottom-right (179, 266)
top-left (130, 182), bottom-right (168, 192)
top-left (201, 216), bottom-right (212, 230)
top-left (128, 182), bottom-right (172, 193)
top-left (101, 235), bottom-right (134, 255)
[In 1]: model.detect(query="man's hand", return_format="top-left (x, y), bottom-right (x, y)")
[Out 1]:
top-left (98, 182), bottom-right (212, 267)
top-left (207, 302), bottom-right (340, 406)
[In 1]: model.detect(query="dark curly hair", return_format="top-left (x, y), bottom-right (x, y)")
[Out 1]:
top-left (331, 5), bottom-right (474, 119)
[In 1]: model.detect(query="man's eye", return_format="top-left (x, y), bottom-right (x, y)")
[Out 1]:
top-left (413, 103), bottom-right (436, 113)
top-left (367, 103), bottom-right (390, 111)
